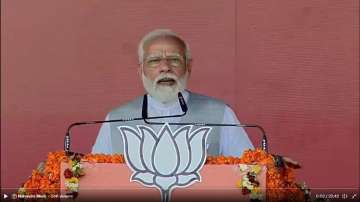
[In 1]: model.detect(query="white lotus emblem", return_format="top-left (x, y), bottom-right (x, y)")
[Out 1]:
top-left (118, 123), bottom-right (212, 202)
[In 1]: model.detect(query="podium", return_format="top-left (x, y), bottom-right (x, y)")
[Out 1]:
top-left (18, 150), bottom-right (308, 202)
top-left (60, 162), bottom-right (267, 201)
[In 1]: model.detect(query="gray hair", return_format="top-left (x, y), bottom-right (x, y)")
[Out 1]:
top-left (138, 29), bottom-right (191, 64)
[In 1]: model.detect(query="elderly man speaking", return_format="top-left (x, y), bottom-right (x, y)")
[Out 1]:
top-left (92, 29), bottom-right (254, 157)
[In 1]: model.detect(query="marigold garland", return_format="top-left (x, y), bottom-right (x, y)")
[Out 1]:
top-left (20, 149), bottom-right (307, 201)
top-left (208, 149), bottom-right (307, 201)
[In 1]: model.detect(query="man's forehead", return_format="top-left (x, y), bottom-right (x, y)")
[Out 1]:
top-left (145, 51), bottom-right (182, 58)
top-left (144, 37), bottom-right (185, 54)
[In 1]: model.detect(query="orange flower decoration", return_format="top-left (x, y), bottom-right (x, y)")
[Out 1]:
top-left (22, 151), bottom-right (67, 195)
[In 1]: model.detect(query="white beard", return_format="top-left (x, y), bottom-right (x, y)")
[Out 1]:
top-left (142, 72), bottom-right (189, 103)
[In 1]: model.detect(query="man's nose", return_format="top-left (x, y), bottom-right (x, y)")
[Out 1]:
top-left (158, 60), bottom-right (171, 72)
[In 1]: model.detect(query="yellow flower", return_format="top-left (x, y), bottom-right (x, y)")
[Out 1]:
top-left (252, 165), bottom-right (262, 174)
top-left (66, 177), bottom-right (79, 184)
top-left (252, 187), bottom-right (261, 194)
top-left (236, 179), bottom-right (242, 188)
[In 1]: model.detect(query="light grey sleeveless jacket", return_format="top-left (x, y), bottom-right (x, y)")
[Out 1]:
top-left (108, 91), bottom-right (226, 155)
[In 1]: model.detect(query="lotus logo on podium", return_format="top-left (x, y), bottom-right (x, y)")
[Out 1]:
top-left (118, 123), bottom-right (212, 202)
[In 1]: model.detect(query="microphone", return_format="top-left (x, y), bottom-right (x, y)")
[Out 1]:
top-left (178, 92), bottom-right (188, 113)
top-left (64, 92), bottom-right (188, 155)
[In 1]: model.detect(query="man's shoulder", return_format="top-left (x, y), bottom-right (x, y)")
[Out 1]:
top-left (189, 91), bottom-right (230, 107)
top-left (107, 96), bottom-right (143, 117)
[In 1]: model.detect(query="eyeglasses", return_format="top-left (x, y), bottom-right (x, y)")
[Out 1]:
top-left (143, 55), bottom-right (186, 68)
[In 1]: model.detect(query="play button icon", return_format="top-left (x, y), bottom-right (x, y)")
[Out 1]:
top-left (3, 194), bottom-right (8, 199)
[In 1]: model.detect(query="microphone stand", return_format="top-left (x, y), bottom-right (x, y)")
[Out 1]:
top-left (142, 94), bottom-right (268, 153)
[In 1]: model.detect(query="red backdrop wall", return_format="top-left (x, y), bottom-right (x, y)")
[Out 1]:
top-left (1, 0), bottom-right (359, 192)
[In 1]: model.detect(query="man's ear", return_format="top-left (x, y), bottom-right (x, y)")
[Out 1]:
top-left (186, 59), bottom-right (192, 75)
top-left (138, 65), bottom-right (143, 78)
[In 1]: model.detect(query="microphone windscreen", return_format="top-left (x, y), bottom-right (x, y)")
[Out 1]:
top-left (142, 94), bottom-right (148, 119)
top-left (178, 92), bottom-right (188, 113)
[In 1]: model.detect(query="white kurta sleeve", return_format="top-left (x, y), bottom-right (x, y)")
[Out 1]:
top-left (219, 106), bottom-right (254, 157)
top-left (91, 114), bottom-right (113, 154)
